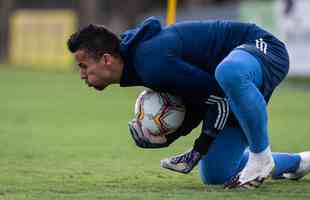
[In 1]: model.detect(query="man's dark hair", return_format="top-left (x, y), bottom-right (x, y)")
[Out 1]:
top-left (67, 24), bottom-right (121, 60)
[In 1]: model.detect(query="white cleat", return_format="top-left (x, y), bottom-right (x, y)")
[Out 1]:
top-left (225, 146), bottom-right (275, 189)
top-left (282, 151), bottom-right (310, 180)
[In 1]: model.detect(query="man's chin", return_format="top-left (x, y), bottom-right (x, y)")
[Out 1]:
top-left (86, 83), bottom-right (107, 91)
top-left (93, 85), bottom-right (106, 91)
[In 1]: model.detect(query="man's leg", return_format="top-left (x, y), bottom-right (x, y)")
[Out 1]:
top-left (199, 127), bottom-right (248, 184)
top-left (215, 49), bottom-right (274, 187)
top-left (198, 127), bottom-right (304, 185)
top-left (234, 152), bottom-right (310, 181)
top-left (272, 153), bottom-right (301, 179)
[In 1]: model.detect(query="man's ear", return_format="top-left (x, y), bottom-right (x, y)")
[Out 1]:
top-left (102, 53), bottom-right (113, 65)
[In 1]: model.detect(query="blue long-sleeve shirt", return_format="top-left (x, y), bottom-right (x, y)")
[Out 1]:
top-left (119, 17), bottom-right (276, 131)
top-left (120, 17), bottom-right (272, 103)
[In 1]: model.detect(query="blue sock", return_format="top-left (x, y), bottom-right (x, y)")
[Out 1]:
top-left (215, 49), bottom-right (268, 153)
top-left (272, 153), bottom-right (301, 178)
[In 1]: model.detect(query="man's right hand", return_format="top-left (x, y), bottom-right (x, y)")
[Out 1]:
top-left (128, 120), bottom-right (169, 148)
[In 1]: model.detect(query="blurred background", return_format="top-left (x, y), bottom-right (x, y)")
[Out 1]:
top-left (0, 0), bottom-right (309, 74)
top-left (0, 1), bottom-right (310, 199)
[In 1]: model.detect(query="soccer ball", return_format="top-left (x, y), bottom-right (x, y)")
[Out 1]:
top-left (134, 89), bottom-right (186, 136)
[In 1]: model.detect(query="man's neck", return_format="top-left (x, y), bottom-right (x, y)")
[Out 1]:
top-left (111, 59), bottom-right (124, 84)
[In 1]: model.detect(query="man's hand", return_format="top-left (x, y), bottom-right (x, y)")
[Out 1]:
top-left (128, 102), bottom-right (206, 149)
top-left (128, 120), bottom-right (169, 148)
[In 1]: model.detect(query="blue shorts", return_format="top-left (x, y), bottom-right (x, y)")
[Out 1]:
top-left (236, 35), bottom-right (290, 102)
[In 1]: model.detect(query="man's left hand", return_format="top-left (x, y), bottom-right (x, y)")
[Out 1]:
top-left (128, 120), bottom-right (169, 148)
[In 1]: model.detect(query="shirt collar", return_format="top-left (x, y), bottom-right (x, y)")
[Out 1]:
top-left (119, 55), bottom-right (143, 87)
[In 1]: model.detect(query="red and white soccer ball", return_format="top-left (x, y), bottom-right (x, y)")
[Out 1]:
top-left (134, 89), bottom-right (186, 136)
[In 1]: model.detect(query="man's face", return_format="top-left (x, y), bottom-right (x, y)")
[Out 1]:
top-left (74, 50), bottom-right (111, 91)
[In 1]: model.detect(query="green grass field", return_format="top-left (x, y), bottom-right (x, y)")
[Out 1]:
top-left (0, 67), bottom-right (310, 200)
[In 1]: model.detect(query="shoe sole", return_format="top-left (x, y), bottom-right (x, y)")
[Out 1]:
top-left (225, 164), bottom-right (275, 189)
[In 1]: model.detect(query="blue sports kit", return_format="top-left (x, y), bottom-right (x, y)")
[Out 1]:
top-left (120, 17), bottom-right (300, 184)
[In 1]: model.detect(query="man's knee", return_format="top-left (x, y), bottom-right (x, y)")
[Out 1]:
top-left (215, 59), bottom-right (245, 91)
top-left (199, 158), bottom-right (237, 184)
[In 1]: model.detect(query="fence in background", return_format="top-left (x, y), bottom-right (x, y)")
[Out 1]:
top-left (9, 10), bottom-right (77, 70)
top-left (0, 0), bottom-right (309, 75)
top-left (241, 0), bottom-right (310, 76)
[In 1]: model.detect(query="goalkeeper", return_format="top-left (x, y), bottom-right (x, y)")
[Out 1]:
top-left (67, 17), bottom-right (310, 188)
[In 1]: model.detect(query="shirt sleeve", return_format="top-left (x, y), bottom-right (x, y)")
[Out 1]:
top-left (203, 95), bottom-right (230, 138)
top-left (136, 53), bottom-right (224, 101)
